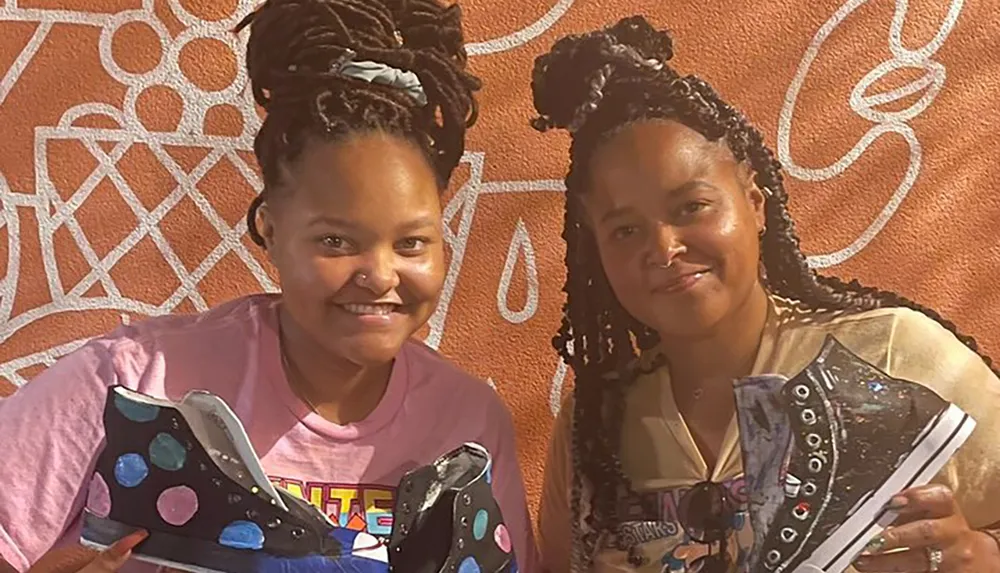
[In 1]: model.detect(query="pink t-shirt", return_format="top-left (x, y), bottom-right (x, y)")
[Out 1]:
top-left (0, 294), bottom-right (538, 572)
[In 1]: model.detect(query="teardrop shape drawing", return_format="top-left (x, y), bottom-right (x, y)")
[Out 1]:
top-left (496, 218), bottom-right (539, 324)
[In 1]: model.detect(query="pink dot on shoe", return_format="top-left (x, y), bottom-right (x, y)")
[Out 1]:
top-left (157, 485), bottom-right (199, 526)
top-left (494, 523), bottom-right (511, 553)
top-left (87, 473), bottom-right (112, 518)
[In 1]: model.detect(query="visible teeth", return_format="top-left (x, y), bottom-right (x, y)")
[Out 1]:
top-left (343, 304), bottom-right (395, 316)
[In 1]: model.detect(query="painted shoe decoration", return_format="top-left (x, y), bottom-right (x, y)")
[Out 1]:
top-left (389, 443), bottom-right (517, 573)
top-left (81, 385), bottom-right (390, 573)
top-left (733, 335), bottom-right (977, 573)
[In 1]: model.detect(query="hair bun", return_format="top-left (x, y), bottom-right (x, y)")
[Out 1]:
top-left (530, 15), bottom-right (674, 132)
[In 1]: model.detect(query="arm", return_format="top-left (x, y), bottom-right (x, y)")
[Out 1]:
top-left (482, 400), bottom-right (540, 573)
top-left (537, 399), bottom-right (572, 573)
top-left (0, 341), bottom-right (118, 571)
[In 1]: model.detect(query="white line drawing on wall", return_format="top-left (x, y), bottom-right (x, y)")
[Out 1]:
top-left (777, 0), bottom-right (963, 269)
top-left (497, 218), bottom-right (540, 324)
top-left (465, 0), bottom-right (575, 56)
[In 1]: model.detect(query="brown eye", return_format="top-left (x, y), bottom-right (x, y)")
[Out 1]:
top-left (612, 226), bottom-right (638, 240)
top-left (397, 237), bottom-right (428, 252)
top-left (320, 236), bottom-right (345, 249)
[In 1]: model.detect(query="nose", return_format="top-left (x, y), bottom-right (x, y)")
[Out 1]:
top-left (645, 222), bottom-right (686, 268)
top-left (355, 247), bottom-right (400, 294)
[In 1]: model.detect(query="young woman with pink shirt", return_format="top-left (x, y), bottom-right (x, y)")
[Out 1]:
top-left (0, 1), bottom-right (537, 571)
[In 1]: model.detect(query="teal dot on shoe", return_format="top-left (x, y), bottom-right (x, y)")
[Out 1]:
top-left (458, 556), bottom-right (481, 573)
top-left (113, 393), bottom-right (160, 423)
top-left (219, 520), bottom-right (265, 550)
top-left (149, 433), bottom-right (187, 471)
top-left (472, 509), bottom-right (489, 540)
top-left (114, 453), bottom-right (148, 487)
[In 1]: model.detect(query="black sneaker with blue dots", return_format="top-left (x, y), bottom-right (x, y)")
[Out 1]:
top-left (733, 335), bottom-right (976, 573)
top-left (81, 385), bottom-right (392, 572)
top-left (388, 443), bottom-right (518, 573)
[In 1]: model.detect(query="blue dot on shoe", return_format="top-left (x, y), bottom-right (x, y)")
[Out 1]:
top-left (113, 393), bottom-right (160, 422)
top-left (114, 453), bottom-right (149, 487)
top-left (458, 556), bottom-right (481, 573)
top-left (149, 433), bottom-right (187, 471)
top-left (472, 509), bottom-right (489, 540)
top-left (219, 520), bottom-right (265, 550)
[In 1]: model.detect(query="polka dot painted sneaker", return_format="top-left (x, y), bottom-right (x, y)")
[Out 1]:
top-left (733, 335), bottom-right (977, 573)
top-left (80, 386), bottom-right (390, 573)
top-left (388, 443), bottom-right (518, 573)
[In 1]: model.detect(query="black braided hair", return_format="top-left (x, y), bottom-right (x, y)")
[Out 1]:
top-left (530, 15), bottom-right (999, 567)
top-left (235, 0), bottom-right (481, 246)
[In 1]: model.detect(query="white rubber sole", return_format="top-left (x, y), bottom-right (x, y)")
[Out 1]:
top-left (790, 403), bottom-right (976, 573)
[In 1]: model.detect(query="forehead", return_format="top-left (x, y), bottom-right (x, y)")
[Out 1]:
top-left (585, 120), bottom-right (734, 206)
top-left (281, 132), bottom-right (441, 215)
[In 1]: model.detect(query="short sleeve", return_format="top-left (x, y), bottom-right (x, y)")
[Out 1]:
top-left (886, 309), bottom-right (1000, 528)
top-left (538, 396), bottom-right (573, 573)
top-left (480, 396), bottom-right (541, 573)
top-left (0, 341), bottom-right (117, 571)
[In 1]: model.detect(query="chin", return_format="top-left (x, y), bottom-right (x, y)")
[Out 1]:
top-left (335, 336), bottom-right (409, 368)
top-left (646, 298), bottom-right (731, 339)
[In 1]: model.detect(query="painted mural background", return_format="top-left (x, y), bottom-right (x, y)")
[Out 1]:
top-left (2, 0), bottom-right (999, 507)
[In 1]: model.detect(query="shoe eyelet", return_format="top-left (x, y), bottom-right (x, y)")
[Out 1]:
top-left (462, 493), bottom-right (472, 506)
top-left (808, 457), bottom-right (823, 473)
top-left (793, 502), bottom-right (810, 520)
top-left (246, 509), bottom-right (259, 520)
top-left (460, 516), bottom-right (469, 527)
top-left (806, 433), bottom-right (822, 448)
top-left (767, 549), bottom-right (782, 564)
top-left (227, 493), bottom-right (242, 504)
top-left (780, 527), bottom-right (797, 543)
top-left (211, 477), bottom-right (222, 487)
top-left (290, 527), bottom-right (304, 539)
top-left (457, 538), bottom-right (465, 550)
top-left (404, 480), bottom-right (413, 493)
top-left (400, 523), bottom-right (409, 535)
top-left (802, 481), bottom-right (817, 496)
top-left (801, 409), bottom-right (817, 425)
top-left (793, 385), bottom-right (810, 400)
top-left (267, 517), bottom-right (281, 529)
top-left (401, 502), bottom-right (410, 513)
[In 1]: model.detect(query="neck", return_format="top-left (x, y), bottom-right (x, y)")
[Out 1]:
top-left (659, 284), bottom-right (770, 392)
top-left (277, 306), bottom-right (392, 424)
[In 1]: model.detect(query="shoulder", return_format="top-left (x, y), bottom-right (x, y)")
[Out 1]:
top-left (97, 294), bottom-right (275, 356)
top-left (400, 339), bottom-right (513, 420)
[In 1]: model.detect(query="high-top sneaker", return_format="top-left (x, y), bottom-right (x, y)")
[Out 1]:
top-left (733, 335), bottom-right (976, 573)
top-left (388, 443), bottom-right (518, 573)
top-left (81, 385), bottom-right (390, 573)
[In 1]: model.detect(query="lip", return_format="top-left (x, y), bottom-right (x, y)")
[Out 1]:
top-left (650, 269), bottom-right (710, 294)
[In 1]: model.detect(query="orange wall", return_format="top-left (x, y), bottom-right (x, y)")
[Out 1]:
top-left (2, 0), bottom-right (999, 509)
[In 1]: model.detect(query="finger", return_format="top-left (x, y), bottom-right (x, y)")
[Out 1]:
top-left (890, 485), bottom-right (959, 523)
top-left (85, 530), bottom-right (148, 571)
top-left (866, 518), bottom-right (962, 554)
top-left (854, 547), bottom-right (942, 572)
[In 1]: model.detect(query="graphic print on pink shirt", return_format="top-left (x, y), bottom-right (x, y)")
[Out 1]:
top-left (0, 295), bottom-right (538, 573)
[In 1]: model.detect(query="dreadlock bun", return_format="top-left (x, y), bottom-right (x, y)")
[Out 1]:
top-left (237, 0), bottom-right (481, 246)
top-left (530, 16), bottom-right (674, 132)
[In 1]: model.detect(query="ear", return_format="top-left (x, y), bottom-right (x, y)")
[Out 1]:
top-left (255, 200), bottom-right (279, 254)
top-left (739, 163), bottom-right (767, 234)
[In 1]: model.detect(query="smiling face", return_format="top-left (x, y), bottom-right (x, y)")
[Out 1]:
top-left (582, 119), bottom-right (767, 339)
top-left (257, 131), bottom-right (445, 366)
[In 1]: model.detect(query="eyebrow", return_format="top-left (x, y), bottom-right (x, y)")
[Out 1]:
top-left (305, 214), bottom-right (439, 233)
top-left (598, 179), bottom-right (719, 224)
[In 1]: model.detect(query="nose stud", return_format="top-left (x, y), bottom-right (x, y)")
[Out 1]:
top-left (354, 272), bottom-right (368, 287)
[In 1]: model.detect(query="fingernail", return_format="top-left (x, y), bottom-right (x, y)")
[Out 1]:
top-left (864, 535), bottom-right (886, 554)
top-left (887, 496), bottom-right (908, 509)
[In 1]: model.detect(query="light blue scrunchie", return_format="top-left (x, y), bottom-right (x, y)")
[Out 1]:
top-left (335, 51), bottom-right (428, 106)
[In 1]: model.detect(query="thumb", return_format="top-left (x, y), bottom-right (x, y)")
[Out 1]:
top-left (80, 530), bottom-right (148, 572)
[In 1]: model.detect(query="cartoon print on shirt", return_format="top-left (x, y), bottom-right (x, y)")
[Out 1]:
top-left (615, 476), bottom-right (753, 572)
top-left (269, 476), bottom-right (396, 537)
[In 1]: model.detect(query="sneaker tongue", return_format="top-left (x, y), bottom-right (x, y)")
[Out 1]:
top-left (179, 391), bottom-right (288, 511)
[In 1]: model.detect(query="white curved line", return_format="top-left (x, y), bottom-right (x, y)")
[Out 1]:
top-left (777, 0), bottom-right (963, 268)
top-left (465, 0), bottom-right (574, 56)
top-left (497, 218), bottom-right (539, 324)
